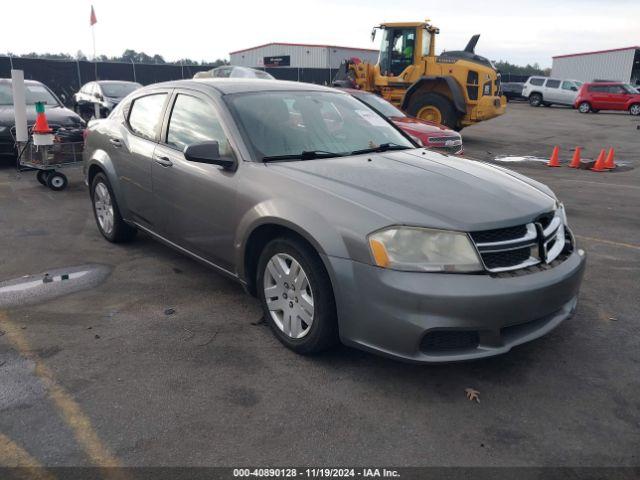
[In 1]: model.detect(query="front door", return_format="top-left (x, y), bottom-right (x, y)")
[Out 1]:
top-left (116, 91), bottom-right (169, 229)
top-left (152, 91), bottom-right (239, 271)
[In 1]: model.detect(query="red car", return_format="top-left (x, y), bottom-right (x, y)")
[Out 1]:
top-left (574, 82), bottom-right (640, 116)
top-left (340, 89), bottom-right (464, 155)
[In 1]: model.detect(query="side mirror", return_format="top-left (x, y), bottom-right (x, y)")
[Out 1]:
top-left (95, 93), bottom-right (103, 101)
top-left (571, 86), bottom-right (578, 91)
top-left (184, 141), bottom-right (236, 170)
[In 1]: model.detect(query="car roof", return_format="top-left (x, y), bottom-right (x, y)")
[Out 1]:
top-left (144, 78), bottom-right (339, 95)
top-left (0, 78), bottom-right (45, 86)
top-left (96, 80), bottom-right (140, 85)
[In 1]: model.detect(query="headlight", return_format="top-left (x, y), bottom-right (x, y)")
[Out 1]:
top-left (368, 226), bottom-right (483, 272)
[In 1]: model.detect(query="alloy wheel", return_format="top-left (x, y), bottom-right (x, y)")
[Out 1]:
top-left (94, 182), bottom-right (114, 235)
top-left (263, 253), bottom-right (314, 339)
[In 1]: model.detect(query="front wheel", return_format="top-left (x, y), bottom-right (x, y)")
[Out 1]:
top-left (578, 102), bottom-right (591, 113)
top-left (406, 92), bottom-right (458, 129)
top-left (257, 237), bottom-right (338, 355)
top-left (630, 104), bottom-right (640, 116)
top-left (90, 172), bottom-right (137, 243)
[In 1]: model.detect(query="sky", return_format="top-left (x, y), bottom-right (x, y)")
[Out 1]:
top-left (1, 0), bottom-right (638, 67)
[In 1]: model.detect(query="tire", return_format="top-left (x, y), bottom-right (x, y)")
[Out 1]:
top-left (542, 102), bottom-right (552, 107)
top-left (406, 92), bottom-right (458, 129)
top-left (529, 93), bottom-right (543, 107)
top-left (257, 236), bottom-right (338, 355)
top-left (578, 102), bottom-right (591, 114)
top-left (90, 172), bottom-right (137, 243)
top-left (592, 109), bottom-right (600, 113)
top-left (36, 170), bottom-right (51, 186)
top-left (46, 172), bottom-right (68, 191)
top-left (630, 104), bottom-right (640, 116)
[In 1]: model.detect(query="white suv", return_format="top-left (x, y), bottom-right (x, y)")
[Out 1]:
top-left (522, 76), bottom-right (582, 107)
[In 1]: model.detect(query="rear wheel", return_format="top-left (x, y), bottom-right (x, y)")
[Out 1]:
top-left (630, 104), bottom-right (640, 116)
top-left (578, 102), bottom-right (591, 113)
top-left (90, 172), bottom-right (137, 243)
top-left (406, 92), bottom-right (458, 129)
top-left (529, 93), bottom-right (543, 107)
top-left (257, 236), bottom-right (338, 355)
top-left (46, 172), bottom-right (67, 191)
top-left (36, 170), bottom-right (51, 186)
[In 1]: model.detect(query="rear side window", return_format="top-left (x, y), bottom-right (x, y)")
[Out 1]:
top-left (529, 78), bottom-right (545, 86)
top-left (166, 94), bottom-right (234, 157)
top-left (588, 85), bottom-right (608, 92)
top-left (545, 79), bottom-right (561, 88)
top-left (128, 93), bottom-right (167, 140)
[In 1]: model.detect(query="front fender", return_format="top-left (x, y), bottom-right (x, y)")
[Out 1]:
top-left (234, 198), bottom-right (352, 282)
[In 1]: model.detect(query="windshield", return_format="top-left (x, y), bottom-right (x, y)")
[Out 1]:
top-left (0, 82), bottom-right (60, 106)
top-left (100, 82), bottom-right (141, 97)
top-left (351, 91), bottom-right (406, 118)
top-left (227, 91), bottom-right (414, 160)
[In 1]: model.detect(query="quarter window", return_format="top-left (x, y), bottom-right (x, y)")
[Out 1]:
top-left (545, 79), bottom-right (561, 88)
top-left (166, 94), bottom-right (233, 157)
top-left (529, 78), bottom-right (545, 86)
top-left (128, 93), bottom-right (167, 140)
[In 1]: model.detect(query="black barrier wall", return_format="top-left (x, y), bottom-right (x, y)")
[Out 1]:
top-left (0, 56), bottom-right (337, 106)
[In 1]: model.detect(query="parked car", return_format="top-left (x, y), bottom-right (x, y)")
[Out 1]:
top-left (84, 79), bottom-right (585, 363)
top-left (522, 76), bottom-right (583, 107)
top-left (74, 80), bottom-right (142, 120)
top-left (574, 82), bottom-right (640, 115)
top-left (0, 78), bottom-right (85, 160)
top-left (193, 66), bottom-right (275, 80)
top-left (501, 82), bottom-right (526, 102)
top-left (340, 88), bottom-right (463, 154)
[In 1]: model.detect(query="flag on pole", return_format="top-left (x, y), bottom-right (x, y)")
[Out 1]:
top-left (90, 5), bottom-right (97, 26)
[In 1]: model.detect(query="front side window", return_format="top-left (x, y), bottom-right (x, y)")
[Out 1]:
top-left (228, 91), bottom-right (413, 160)
top-left (562, 81), bottom-right (577, 91)
top-left (101, 82), bottom-right (142, 97)
top-left (128, 93), bottom-right (167, 140)
top-left (545, 79), bottom-right (561, 88)
top-left (608, 85), bottom-right (625, 94)
top-left (378, 28), bottom-right (416, 76)
top-left (166, 94), bottom-right (233, 157)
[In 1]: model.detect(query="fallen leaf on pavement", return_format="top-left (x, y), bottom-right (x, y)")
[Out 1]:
top-left (465, 388), bottom-right (480, 403)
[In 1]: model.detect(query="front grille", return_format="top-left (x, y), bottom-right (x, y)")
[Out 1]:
top-left (420, 331), bottom-right (479, 353)
top-left (470, 225), bottom-right (527, 243)
top-left (470, 211), bottom-right (569, 273)
top-left (481, 247), bottom-right (531, 270)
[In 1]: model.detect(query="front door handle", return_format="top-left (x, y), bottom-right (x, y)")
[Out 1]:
top-left (154, 155), bottom-right (173, 167)
top-left (109, 137), bottom-right (122, 147)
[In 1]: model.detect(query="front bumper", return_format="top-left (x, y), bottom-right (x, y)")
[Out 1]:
top-left (326, 249), bottom-right (586, 363)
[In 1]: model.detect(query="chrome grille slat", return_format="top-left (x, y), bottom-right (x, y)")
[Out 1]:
top-left (470, 211), bottom-right (567, 273)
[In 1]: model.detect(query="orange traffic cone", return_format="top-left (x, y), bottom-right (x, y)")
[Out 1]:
top-left (591, 149), bottom-right (607, 172)
top-left (604, 148), bottom-right (616, 169)
top-left (32, 102), bottom-right (52, 134)
top-left (568, 147), bottom-right (582, 168)
top-left (547, 146), bottom-right (561, 167)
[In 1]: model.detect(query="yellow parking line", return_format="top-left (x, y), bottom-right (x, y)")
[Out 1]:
top-left (0, 433), bottom-right (56, 479)
top-left (576, 235), bottom-right (640, 251)
top-left (0, 312), bottom-right (129, 480)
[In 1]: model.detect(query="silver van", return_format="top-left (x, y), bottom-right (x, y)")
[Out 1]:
top-left (522, 76), bottom-right (583, 107)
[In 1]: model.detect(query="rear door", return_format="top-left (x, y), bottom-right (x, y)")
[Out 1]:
top-left (607, 85), bottom-right (628, 110)
top-left (152, 89), bottom-right (239, 270)
top-left (589, 84), bottom-right (609, 109)
top-left (115, 90), bottom-right (170, 229)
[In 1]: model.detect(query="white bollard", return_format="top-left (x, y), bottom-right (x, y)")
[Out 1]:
top-left (11, 70), bottom-right (28, 142)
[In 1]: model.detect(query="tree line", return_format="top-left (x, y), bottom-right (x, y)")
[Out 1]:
top-left (2, 49), bottom-right (229, 67)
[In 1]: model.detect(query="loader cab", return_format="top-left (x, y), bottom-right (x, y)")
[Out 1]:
top-left (376, 23), bottom-right (435, 77)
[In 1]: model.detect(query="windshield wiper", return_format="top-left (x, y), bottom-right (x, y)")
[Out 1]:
top-left (262, 150), bottom-right (344, 162)
top-left (349, 143), bottom-right (412, 156)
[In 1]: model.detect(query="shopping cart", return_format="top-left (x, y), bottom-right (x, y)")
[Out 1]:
top-left (13, 126), bottom-right (84, 191)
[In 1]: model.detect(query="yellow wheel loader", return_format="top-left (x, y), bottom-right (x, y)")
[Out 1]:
top-left (334, 21), bottom-right (507, 130)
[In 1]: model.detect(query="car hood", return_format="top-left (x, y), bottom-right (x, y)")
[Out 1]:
top-left (391, 116), bottom-right (452, 133)
top-left (0, 105), bottom-right (83, 126)
top-left (269, 150), bottom-right (556, 232)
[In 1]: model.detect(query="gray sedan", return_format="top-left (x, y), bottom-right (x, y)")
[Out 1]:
top-left (83, 79), bottom-right (586, 363)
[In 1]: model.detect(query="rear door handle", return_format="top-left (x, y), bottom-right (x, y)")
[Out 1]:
top-left (109, 137), bottom-right (122, 147)
top-left (154, 155), bottom-right (173, 167)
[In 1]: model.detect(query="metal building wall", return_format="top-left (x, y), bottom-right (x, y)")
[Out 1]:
top-left (230, 44), bottom-right (378, 69)
top-left (551, 49), bottom-right (636, 82)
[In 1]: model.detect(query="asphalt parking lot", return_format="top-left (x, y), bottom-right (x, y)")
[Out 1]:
top-left (0, 102), bottom-right (639, 469)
